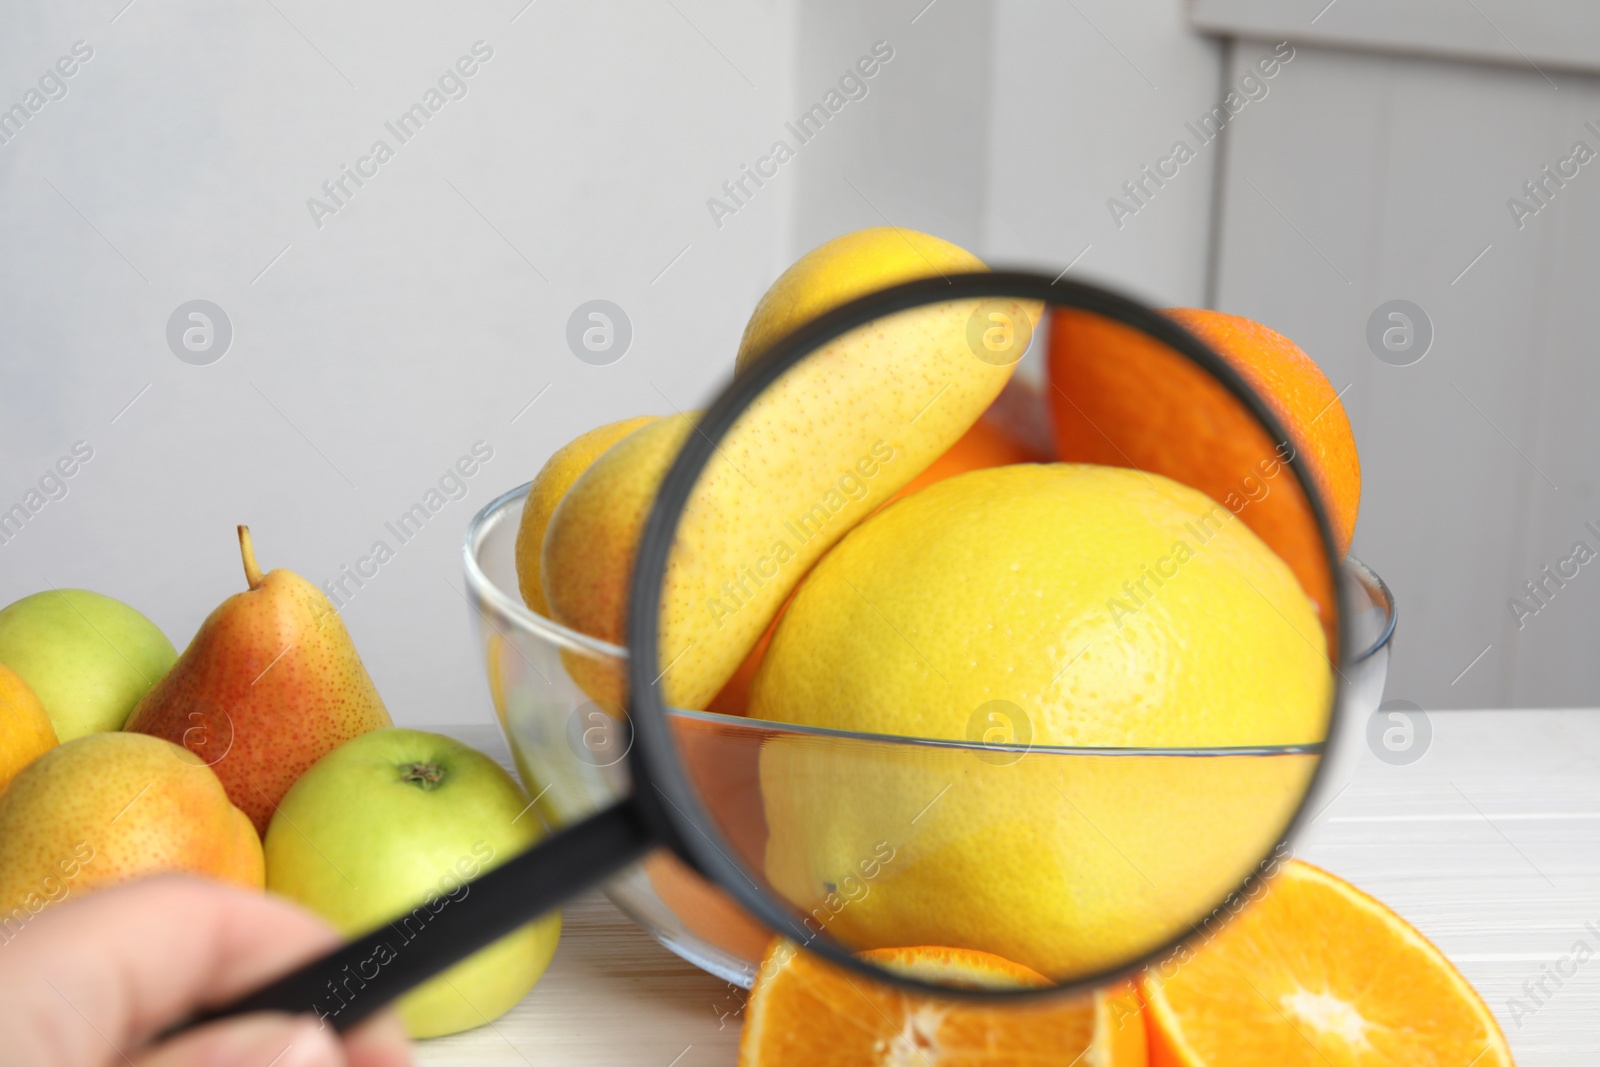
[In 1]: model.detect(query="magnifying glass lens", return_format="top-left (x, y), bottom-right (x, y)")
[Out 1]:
top-left (185, 278), bottom-right (1343, 1036)
top-left (643, 280), bottom-right (1339, 992)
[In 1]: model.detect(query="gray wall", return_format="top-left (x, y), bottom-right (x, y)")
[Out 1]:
top-left (2, 0), bottom-right (1590, 723)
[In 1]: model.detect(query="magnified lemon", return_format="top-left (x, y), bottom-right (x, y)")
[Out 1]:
top-left (750, 463), bottom-right (1331, 978)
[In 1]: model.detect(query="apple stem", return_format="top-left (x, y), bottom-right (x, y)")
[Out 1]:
top-left (238, 525), bottom-right (264, 590)
top-left (401, 762), bottom-right (445, 790)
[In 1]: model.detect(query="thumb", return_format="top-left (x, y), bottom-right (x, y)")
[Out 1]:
top-left (134, 1013), bottom-right (343, 1067)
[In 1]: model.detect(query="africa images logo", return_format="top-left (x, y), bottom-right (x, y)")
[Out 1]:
top-left (0, 41), bottom-right (94, 149)
top-left (705, 41), bottom-right (894, 229)
top-left (1106, 42), bottom-right (1294, 230)
top-left (305, 42), bottom-right (494, 229)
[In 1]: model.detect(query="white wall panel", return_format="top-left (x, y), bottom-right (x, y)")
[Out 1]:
top-left (784, 0), bottom-right (998, 259)
top-left (1211, 41), bottom-right (1600, 709)
top-left (980, 0), bottom-right (1225, 306)
top-left (783, 0), bottom-right (1225, 307)
top-left (0, 0), bottom-right (797, 726)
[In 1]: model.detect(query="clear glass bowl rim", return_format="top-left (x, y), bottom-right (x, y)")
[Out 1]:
top-left (463, 479), bottom-right (1396, 757)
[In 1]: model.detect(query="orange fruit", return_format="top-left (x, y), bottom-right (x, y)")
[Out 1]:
top-left (1048, 308), bottom-right (1356, 625)
top-left (0, 663), bottom-right (57, 792)
top-left (740, 941), bottom-right (1146, 1066)
top-left (1164, 309), bottom-right (1359, 555)
top-left (644, 853), bottom-right (773, 963)
top-left (1140, 860), bottom-right (1512, 1067)
top-left (642, 710), bottom-right (775, 965)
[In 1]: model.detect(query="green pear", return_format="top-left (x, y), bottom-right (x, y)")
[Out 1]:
top-left (265, 728), bottom-right (561, 1038)
top-left (0, 589), bottom-right (177, 741)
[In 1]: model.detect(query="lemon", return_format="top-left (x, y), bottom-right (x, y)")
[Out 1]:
top-left (747, 463), bottom-right (1331, 979)
top-left (751, 463), bottom-right (1328, 745)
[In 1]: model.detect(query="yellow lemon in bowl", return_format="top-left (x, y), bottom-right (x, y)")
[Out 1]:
top-left (748, 463), bottom-right (1331, 979)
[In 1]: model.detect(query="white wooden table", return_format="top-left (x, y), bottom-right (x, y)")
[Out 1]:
top-left (419, 712), bottom-right (1600, 1065)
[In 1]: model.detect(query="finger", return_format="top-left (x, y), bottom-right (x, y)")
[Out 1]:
top-left (133, 1014), bottom-right (342, 1067)
top-left (1, 876), bottom-right (357, 1063)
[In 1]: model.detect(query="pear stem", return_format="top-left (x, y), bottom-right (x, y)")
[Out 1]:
top-left (238, 525), bottom-right (264, 590)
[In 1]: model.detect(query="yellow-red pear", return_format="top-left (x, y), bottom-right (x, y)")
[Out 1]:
top-left (0, 732), bottom-right (262, 927)
top-left (126, 527), bottom-right (391, 835)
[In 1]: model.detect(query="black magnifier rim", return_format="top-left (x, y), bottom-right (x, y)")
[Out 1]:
top-left (625, 269), bottom-right (1350, 1002)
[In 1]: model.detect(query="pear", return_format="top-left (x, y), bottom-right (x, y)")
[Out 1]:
top-left (543, 228), bottom-right (1033, 710)
top-left (733, 225), bottom-right (996, 371)
top-left (0, 588), bottom-right (177, 740)
top-left (0, 733), bottom-right (262, 926)
top-left (125, 527), bottom-right (391, 835)
top-left (513, 414), bottom-right (658, 616)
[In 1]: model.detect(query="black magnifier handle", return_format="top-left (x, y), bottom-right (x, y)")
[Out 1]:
top-left (165, 797), bottom-right (657, 1039)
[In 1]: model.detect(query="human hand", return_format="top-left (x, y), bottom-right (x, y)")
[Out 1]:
top-left (0, 875), bottom-right (412, 1067)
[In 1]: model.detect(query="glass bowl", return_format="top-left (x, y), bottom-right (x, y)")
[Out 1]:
top-left (461, 481), bottom-right (1395, 988)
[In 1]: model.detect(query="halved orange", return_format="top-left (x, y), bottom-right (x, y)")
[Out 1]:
top-left (740, 941), bottom-right (1146, 1066)
top-left (1140, 860), bottom-right (1512, 1066)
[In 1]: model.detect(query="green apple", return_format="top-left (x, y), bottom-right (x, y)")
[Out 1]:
top-left (264, 728), bottom-right (560, 1038)
top-left (0, 589), bottom-right (177, 741)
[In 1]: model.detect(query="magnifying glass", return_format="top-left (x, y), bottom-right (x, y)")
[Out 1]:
top-left (191, 269), bottom-right (1344, 1029)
